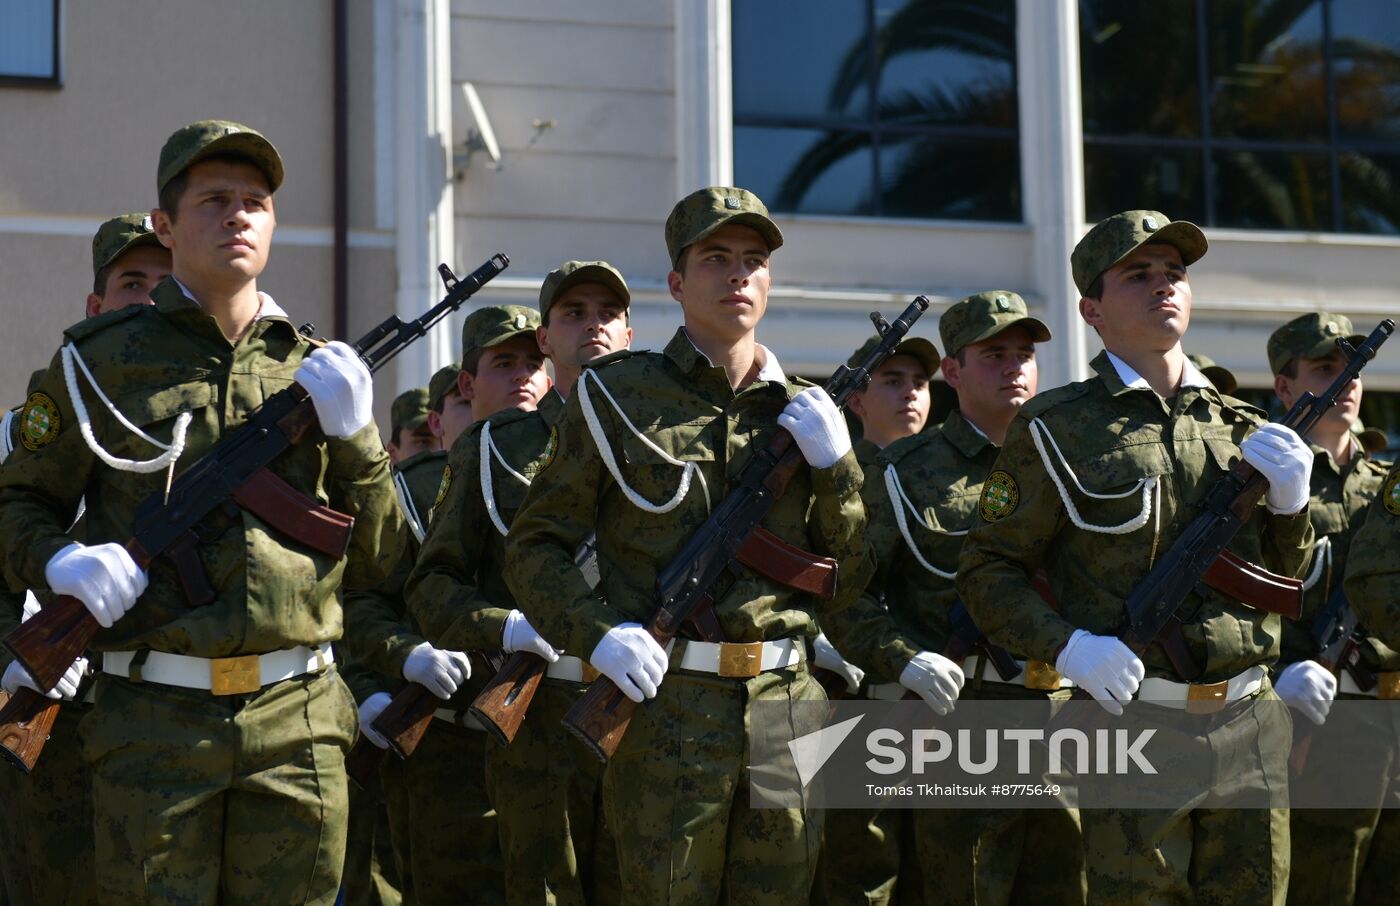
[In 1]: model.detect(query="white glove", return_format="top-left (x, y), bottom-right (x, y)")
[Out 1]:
top-left (814, 632), bottom-right (865, 694)
top-left (778, 387), bottom-right (851, 470)
top-left (294, 341), bottom-right (373, 438)
top-left (1, 656), bottom-right (88, 700)
top-left (45, 541), bottom-right (147, 628)
top-left (899, 651), bottom-right (965, 715)
top-left (502, 610), bottom-right (560, 663)
top-left (1055, 629), bottom-right (1145, 716)
top-left (1274, 660), bottom-right (1336, 727)
top-left (357, 691), bottom-right (393, 749)
top-left (588, 623), bottom-right (668, 703)
top-left (401, 641), bottom-right (472, 700)
top-left (1241, 423), bottom-right (1311, 515)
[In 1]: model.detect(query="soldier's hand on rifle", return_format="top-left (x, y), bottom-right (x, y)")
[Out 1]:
top-left (294, 340), bottom-right (374, 438)
top-left (2, 655), bottom-right (87, 700)
top-left (402, 642), bottom-right (472, 700)
top-left (1274, 660), bottom-right (1336, 726)
top-left (589, 623), bottom-right (668, 703)
top-left (356, 692), bottom-right (393, 749)
top-left (1055, 629), bottom-right (1144, 715)
top-left (899, 651), bottom-right (965, 715)
top-left (1241, 424), bottom-right (1311, 515)
top-left (778, 387), bottom-right (851, 469)
top-left (814, 632), bottom-right (865, 694)
top-left (45, 541), bottom-right (148, 628)
top-left (503, 610), bottom-right (561, 663)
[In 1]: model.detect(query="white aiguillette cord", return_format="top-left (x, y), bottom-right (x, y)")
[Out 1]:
top-left (481, 419), bottom-right (533, 537)
top-left (884, 464), bottom-right (964, 579)
top-left (1029, 416), bottom-right (1157, 535)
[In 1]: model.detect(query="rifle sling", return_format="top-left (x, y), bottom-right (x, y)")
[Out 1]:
top-left (1203, 550), bottom-right (1303, 620)
top-left (735, 526), bottom-right (838, 600)
top-left (231, 467), bottom-right (356, 559)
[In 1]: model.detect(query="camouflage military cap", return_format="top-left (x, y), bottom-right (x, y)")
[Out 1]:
top-left (939, 291), bottom-right (1051, 357)
top-left (1071, 210), bottom-right (1207, 295)
top-left (91, 212), bottom-right (163, 277)
top-left (847, 334), bottom-right (940, 376)
top-left (539, 260), bottom-right (630, 320)
top-left (158, 119), bottom-right (284, 194)
top-left (1267, 312), bottom-right (1365, 375)
top-left (390, 387), bottom-right (430, 436)
top-left (427, 363), bottom-right (460, 412)
top-left (461, 304), bottom-right (541, 364)
top-left (1186, 353), bottom-right (1238, 396)
top-left (665, 186), bottom-right (783, 269)
top-left (1353, 418), bottom-right (1389, 456)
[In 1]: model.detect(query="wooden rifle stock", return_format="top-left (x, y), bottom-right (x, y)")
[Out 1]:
top-left (0, 689), bottom-right (60, 773)
top-left (468, 652), bottom-right (549, 745)
top-left (370, 683), bottom-right (440, 759)
top-left (344, 734), bottom-right (389, 789)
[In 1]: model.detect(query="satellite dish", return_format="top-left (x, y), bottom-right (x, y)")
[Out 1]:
top-left (461, 81), bottom-right (501, 167)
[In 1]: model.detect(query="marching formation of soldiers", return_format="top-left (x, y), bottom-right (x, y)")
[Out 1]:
top-left (0, 118), bottom-right (1397, 906)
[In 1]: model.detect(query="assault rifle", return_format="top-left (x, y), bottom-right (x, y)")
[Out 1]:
top-left (561, 296), bottom-right (931, 761)
top-left (1053, 319), bottom-right (1392, 726)
top-left (1289, 583), bottom-right (1375, 774)
top-left (0, 256), bottom-right (510, 772)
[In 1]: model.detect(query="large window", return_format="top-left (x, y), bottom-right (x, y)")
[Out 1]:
top-left (0, 0), bottom-right (59, 86)
top-left (1081, 0), bottom-right (1400, 233)
top-left (731, 0), bottom-right (1020, 221)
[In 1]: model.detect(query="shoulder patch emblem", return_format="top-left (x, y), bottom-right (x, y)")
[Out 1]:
top-left (980, 470), bottom-right (1019, 522)
top-left (1383, 471), bottom-right (1400, 516)
top-left (20, 392), bottom-right (60, 451)
top-left (536, 425), bottom-right (558, 473)
top-left (434, 464), bottom-right (453, 510)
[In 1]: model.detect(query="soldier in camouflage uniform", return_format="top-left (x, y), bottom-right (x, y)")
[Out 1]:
top-left (400, 304), bottom-right (576, 903)
top-left (503, 187), bottom-right (882, 903)
top-left (0, 120), bottom-right (403, 903)
top-left (0, 214), bottom-right (171, 906)
top-left (813, 332), bottom-right (937, 906)
top-left (1270, 313), bottom-right (1398, 905)
top-left (344, 357), bottom-right (503, 905)
top-left (958, 210), bottom-right (1315, 905)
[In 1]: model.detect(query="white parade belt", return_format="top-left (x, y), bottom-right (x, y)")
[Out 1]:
top-left (103, 643), bottom-right (333, 696)
top-left (546, 655), bottom-right (599, 684)
top-left (674, 638), bottom-right (804, 678)
top-left (1136, 665), bottom-right (1267, 711)
top-left (432, 707), bottom-right (487, 731)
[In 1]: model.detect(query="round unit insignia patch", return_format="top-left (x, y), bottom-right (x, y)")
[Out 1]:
top-left (538, 425), bottom-right (558, 473)
top-left (1384, 471), bottom-right (1400, 516)
top-left (434, 464), bottom-right (453, 510)
top-left (980, 470), bottom-right (1019, 522)
top-left (20, 392), bottom-right (59, 451)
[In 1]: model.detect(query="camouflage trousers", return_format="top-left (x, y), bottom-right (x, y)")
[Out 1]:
top-left (392, 715), bottom-right (503, 904)
top-left (1078, 684), bottom-right (1292, 906)
top-left (913, 678), bottom-right (1085, 906)
top-left (343, 756), bottom-right (403, 906)
top-left (1287, 692), bottom-right (1400, 906)
top-left (812, 807), bottom-right (912, 906)
top-left (0, 695), bottom-right (96, 906)
top-left (484, 678), bottom-right (619, 905)
top-left (79, 666), bottom-right (356, 904)
top-left (602, 663), bottom-right (825, 905)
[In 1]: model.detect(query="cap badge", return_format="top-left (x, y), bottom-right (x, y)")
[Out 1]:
top-left (1324, 322), bottom-right (1339, 335)
top-left (514, 314), bottom-right (528, 329)
top-left (724, 196), bottom-right (740, 210)
top-left (142, 215), bottom-right (153, 231)
top-left (1143, 216), bottom-right (1159, 231)
top-left (995, 296), bottom-right (1010, 312)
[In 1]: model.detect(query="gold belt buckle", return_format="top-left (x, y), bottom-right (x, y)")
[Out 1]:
top-left (1023, 659), bottom-right (1062, 691)
top-left (581, 663), bottom-right (601, 683)
top-left (717, 641), bottom-right (764, 678)
top-left (210, 655), bottom-right (261, 695)
top-left (1185, 679), bottom-right (1228, 715)
top-left (1378, 672), bottom-right (1400, 700)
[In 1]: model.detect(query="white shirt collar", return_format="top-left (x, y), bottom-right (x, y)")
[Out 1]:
top-left (681, 329), bottom-right (788, 385)
top-left (172, 276), bottom-right (288, 320)
top-left (1105, 350), bottom-right (1212, 392)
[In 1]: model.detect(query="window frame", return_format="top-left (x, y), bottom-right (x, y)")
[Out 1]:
top-left (0, 0), bottom-right (62, 89)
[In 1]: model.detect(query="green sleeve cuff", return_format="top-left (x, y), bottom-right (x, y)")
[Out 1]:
top-left (813, 450), bottom-right (864, 500)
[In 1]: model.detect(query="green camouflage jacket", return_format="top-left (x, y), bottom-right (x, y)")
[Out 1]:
top-left (1343, 462), bottom-right (1400, 652)
top-left (502, 328), bottom-right (874, 661)
top-left (848, 409), bottom-right (1001, 682)
top-left (0, 278), bottom-right (403, 657)
top-left (404, 406), bottom-right (554, 709)
top-left (958, 351), bottom-right (1313, 682)
top-left (1281, 446), bottom-right (1397, 671)
top-left (340, 448), bottom-right (447, 703)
